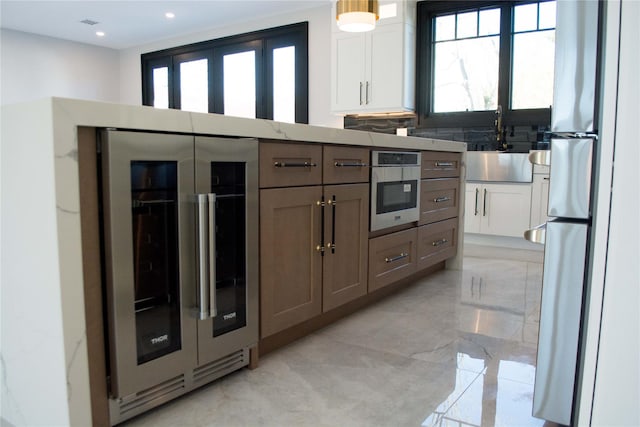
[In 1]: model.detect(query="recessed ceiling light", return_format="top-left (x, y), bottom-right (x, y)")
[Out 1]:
top-left (165, 12), bottom-right (175, 19)
top-left (96, 31), bottom-right (105, 37)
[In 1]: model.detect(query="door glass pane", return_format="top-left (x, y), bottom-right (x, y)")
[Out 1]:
top-left (130, 161), bottom-right (181, 365)
top-left (180, 58), bottom-right (208, 113)
top-left (152, 67), bottom-right (169, 109)
top-left (433, 36), bottom-right (500, 112)
top-left (273, 46), bottom-right (295, 123)
top-left (210, 162), bottom-right (247, 337)
top-left (512, 30), bottom-right (555, 109)
top-left (223, 51), bottom-right (256, 119)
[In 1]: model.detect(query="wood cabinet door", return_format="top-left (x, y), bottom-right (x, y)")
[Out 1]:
top-left (368, 228), bottom-right (417, 292)
top-left (464, 183), bottom-right (482, 233)
top-left (417, 218), bottom-right (458, 271)
top-left (322, 184), bottom-right (369, 312)
top-left (260, 186), bottom-right (323, 338)
top-left (419, 178), bottom-right (460, 225)
top-left (481, 183), bottom-right (532, 237)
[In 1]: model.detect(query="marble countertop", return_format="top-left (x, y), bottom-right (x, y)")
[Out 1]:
top-left (48, 97), bottom-right (465, 152)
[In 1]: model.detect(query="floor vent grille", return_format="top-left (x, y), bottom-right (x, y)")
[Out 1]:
top-left (119, 375), bottom-right (185, 415)
top-left (193, 349), bottom-right (247, 384)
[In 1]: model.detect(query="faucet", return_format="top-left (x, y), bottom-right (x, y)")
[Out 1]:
top-left (494, 105), bottom-right (507, 151)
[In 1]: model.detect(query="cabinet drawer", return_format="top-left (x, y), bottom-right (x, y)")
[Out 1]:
top-left (419, 178), bottom-right (460, 225)
top-left (421, 151), bottom-right (461, 178)
top-left (368, 228), bottom-right (417, 292)
top-left (260, 142), bottom-right (322, 188)
top-left (417, 218), bottom-right (458, 271)
top-left (323, 146), bottom-right (370, 184)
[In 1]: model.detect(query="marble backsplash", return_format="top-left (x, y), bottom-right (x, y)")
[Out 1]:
top-left (344, 116), bottom-right (550, 153)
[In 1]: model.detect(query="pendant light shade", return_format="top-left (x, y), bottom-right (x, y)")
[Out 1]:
top-left (336, 0), bottom-right (379, 32)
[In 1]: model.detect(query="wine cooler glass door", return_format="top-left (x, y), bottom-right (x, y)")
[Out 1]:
top-left (194, 136), bottom-right (259, 365)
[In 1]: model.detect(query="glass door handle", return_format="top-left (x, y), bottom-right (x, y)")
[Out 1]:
top-left (207, 193), bottom-right (217, 318)
top-left (196, 194), bottom-right (210, 320)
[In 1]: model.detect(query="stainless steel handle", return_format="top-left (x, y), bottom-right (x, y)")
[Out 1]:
top-left (334, 162), bottom-right (368, 168)
top-left (207, 193), bottom-right (217, 318)
top-left (196, 194), bottom-right (209, 320)
top-left (524, 223), bottom-right (547, 245)
top-left (385, 253), bottom-right (408, 263)
top-left (474, 188), bottom-right (479, 216)
top-left (543, 177), bottom-right (550, 180)
top-left (433, 196), bottom-right (451, 203)
top-left (274, 161), bottom-right (317, 168)
top-left (483, 188), bottom-right (488, 216)
top-left (365, 81), bottom-right (370, 104)
top-left (435, 161), bottom-right (454, 167)
top-left (528, 150), bottom-right (550, 166)
top-left (360, 82), bottom-right (364, 105)
top-left (432, 238), bottom-right (448, 247)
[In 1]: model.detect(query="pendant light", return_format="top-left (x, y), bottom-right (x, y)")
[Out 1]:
top-left (336, 0), bottom-right (379, 32)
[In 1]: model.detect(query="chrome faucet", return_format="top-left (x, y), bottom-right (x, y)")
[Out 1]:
top-left (494, 105), bottom-right (507, 151)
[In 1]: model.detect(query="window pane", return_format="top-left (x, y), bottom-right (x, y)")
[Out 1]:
top-left (152, 67), bottom-right (169, 109)
top-left (514, 3), bottom-right (539, 32)
top-left (479, 8), bottom-right (501, 36)
top-left (435, 14), bottom-right (455, 41)
top-left (180, 59), bottom-right (208, 113)
top-left (273, 46), bottom-right (295, 123)
top-left (539, 1), bottom-right (557, 30)
top-left (512, 30), bottom-right (555, 109)
top-left (433, 36), bottom-right (500, 112)
top-left (223, 51), bottom-right (256, 119)
top-left (457, 11), bottom-right (478, 39)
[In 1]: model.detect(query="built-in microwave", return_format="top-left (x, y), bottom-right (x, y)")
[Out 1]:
top-left (370, 151), bottom-right (421, 231)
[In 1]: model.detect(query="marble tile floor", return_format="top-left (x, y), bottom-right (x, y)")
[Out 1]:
top-left (124, 247), bottom-right (558, 427)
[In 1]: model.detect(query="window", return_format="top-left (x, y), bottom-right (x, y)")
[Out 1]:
top-left (416, 1), bottom-right (556, 127)
top-left (142, 23), bottom-right (308, 124)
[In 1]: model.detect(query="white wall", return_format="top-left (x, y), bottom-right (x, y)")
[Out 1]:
top-left (0, 29), bottom-right (120, 106)
top-left (118, 4), bottom-right (343, 129)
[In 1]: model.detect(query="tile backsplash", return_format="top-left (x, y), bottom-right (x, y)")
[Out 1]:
top-left (344, 116), bottom-right (550, 152)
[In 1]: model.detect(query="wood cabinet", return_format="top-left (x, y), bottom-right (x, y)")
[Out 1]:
top-left (465, 183), bottom-right (532, 237)
top-left (259, 143), bottom-right (370, 337)
top-left (331, 21), bottom-right (415, 113)
top-left (530, 172), bottom-right (550, 227)
top-left (368, 228), bottom-right (417, 292)
top-left (260, 186), bottom-right (323, 338)
top-left (419, 178), bottom-right (459, 225)
top-left (259, 142), bottom-right (321, 188)
top-left (421, 151), bottom-right (462, 179)
top-left (417, 218), bottom-right (458, 271)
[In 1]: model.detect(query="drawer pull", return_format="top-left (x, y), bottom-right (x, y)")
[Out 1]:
top-left (274, 161), bottom-right (317, 168)
top-left (385, 253), bottom-right (409, 263)
top-left (435, 161), bottom-right (454, 167)
top-left (334, 161), bottom-right (368, 168)
top-left (433, 196), bottom-right (451, 203)
top-left (432, 238), bottom-right (449, 247)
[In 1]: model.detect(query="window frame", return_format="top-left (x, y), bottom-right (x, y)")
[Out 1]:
top-left (141, 22), bottom-right (308, 124)
top-left (416, 0), bottom-right (552, 128)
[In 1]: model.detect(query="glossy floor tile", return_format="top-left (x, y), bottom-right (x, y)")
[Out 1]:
top-left (124, 247), bottom-right (554, 427)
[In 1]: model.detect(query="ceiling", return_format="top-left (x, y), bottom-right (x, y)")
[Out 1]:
top-left (0, 1), bottom-right (329, 49)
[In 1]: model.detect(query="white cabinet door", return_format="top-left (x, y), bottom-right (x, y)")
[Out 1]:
top-left (464, 183), bottom-right (482, 233)
top-left (530, 174), bottom-right (550, 226)
top-left (332, 32), bottom-right (366, 111)
top-left (482, 183), bottom-right (532, 238)
top-left (367, 23), bottom-right (404, 110)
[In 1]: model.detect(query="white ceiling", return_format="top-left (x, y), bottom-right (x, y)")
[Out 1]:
top-left (0, 1), bottom-right (329, 49)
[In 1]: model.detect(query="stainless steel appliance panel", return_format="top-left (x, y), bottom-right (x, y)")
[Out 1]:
top-left (194, 136), bottom-right (259, 365)
top-left (533, 220), bottom-right (588, 425)
top-left (466, 152), bottom-right (532, 183)
top-left (548, 138), bottom-right (593, 219)
top-left (102, 131), bottom-right (197, 398)
top-left (551, 0), bottom-right (599, 133)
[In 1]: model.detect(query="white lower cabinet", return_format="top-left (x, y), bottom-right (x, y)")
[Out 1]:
top-left (465, 183), bottom-right (532, 238)
top-left (530, 173), bottom-right (550, 227)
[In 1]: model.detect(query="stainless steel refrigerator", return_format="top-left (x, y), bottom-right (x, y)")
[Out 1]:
top-left (525, 1), bottom-right (602, 425)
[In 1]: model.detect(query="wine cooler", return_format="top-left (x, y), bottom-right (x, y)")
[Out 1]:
top-left (100, 130), bottom-right (258, 424)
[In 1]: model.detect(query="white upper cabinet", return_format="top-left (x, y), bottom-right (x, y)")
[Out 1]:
top-left (331, 1), bottom-right (416, 114)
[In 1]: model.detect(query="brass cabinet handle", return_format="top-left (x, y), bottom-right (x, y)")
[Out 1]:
top-left (274, 161), bottom-right (317, 168)
top-left (385, 253), bottom-right (409, 263)
top-left (334, 162), bottom-right (368, 168)
top-left (432, 238), bottom-right (448, 247)
top-left (435, 161), bottom-right (454, 167)
top-left (317, 198), bottom-right (325, 256)
top-left (433, 196), bottom-right (451, 203)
